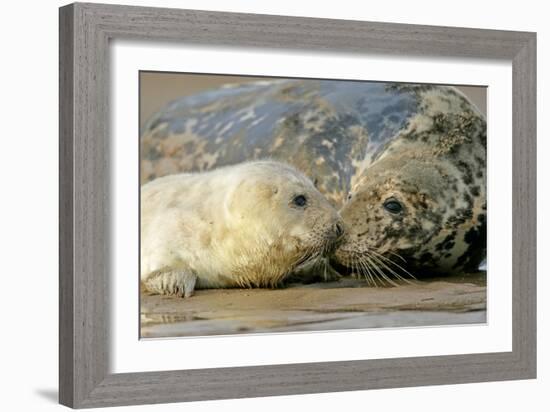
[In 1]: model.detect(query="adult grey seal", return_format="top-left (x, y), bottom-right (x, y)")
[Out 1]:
top-left (141, 79), bottom-right (486, 280)
top-left (333, 85), bottom-right (486, 280)
top-left (140, 160), bottom-right (344, 297)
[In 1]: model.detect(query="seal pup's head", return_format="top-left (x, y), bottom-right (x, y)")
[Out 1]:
top-left (222, 160), bottom-right (345, 287)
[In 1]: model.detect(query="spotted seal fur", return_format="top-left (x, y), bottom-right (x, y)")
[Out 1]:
top-left (141, 80), bottom-right (486, 280)
top-left (333, 84), bottom-right (486, 278)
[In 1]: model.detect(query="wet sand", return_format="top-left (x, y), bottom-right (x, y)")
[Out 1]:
top-left (140, 272), bottom-right (486, 338)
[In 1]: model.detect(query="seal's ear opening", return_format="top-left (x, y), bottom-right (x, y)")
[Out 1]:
top-left (226, 180), bottom-right (276, 223)
top-left (254, 182), bottom-right (278, 199)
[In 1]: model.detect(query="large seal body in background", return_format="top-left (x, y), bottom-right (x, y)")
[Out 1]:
top-left (141, 161), bottom-right (344, 297)
top-left (141, 80), bottom-right (486, 277)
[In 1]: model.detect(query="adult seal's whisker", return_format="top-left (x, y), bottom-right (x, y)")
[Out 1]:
top-left (369, 249), bottom-right (416, 283)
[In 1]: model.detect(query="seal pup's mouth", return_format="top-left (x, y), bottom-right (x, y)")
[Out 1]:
top-left (320, 220), bottom-right (346, 254)
top-left (287, 220), bottom-right (346, 283)
top-left (321, 219), bottom-right (347, 256)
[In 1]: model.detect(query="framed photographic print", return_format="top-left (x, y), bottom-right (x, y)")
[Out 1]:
top-left (59, 2), bottom-right (536, 408)
top-left (138, 72), bottom-right (489, 339)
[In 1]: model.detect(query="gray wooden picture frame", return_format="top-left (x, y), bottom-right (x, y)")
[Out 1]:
top-left (59, 2), bottom-right (536, 408)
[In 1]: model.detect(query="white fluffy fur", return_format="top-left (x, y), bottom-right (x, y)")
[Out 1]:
top-left (140, 160), bottom-right (342, 297)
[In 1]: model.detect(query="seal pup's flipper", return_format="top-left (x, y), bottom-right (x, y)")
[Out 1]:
top-left (143, 269), bottom-right (197, 298)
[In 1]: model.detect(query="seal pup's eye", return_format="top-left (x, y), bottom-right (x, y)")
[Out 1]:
top-left (292, 194), bottom-right (308, 207)
top-left (383, 199), bottom-right (403, 214)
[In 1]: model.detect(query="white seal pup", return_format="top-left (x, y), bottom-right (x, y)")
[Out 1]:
top-left (140, 160), bottom-right (345, 297)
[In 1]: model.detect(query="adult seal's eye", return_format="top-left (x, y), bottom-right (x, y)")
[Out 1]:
top-left (292, 195), bottom-right (308, 207)
top-left (383, 199), bottom-right (403, 214)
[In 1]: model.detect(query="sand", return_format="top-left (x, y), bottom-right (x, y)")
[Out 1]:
top-left (140, 272), bottom-right (486, 338)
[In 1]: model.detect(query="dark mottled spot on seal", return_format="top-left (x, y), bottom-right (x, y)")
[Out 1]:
top-left (444, 241), bottom-right (455, 250)
top-left (422, 209), bottom-right (444, 227)
top-left (446, 208), bottom-right (473, 228)
top-left (420, 252), bottom-right (434, 263)
top-left (432, 113), bottom-right (451, 134)
top-left (144, 145), bottom-right (163, 161)
top-left (382, 224), bottom-right (403, 238)
top-left (470, 185), bottom-right (480, 197)
top-left (453, 218), bottom-right (487, 271)
top-left (457, 160), bottom-right (474, 185)
top-left (436, 232), bottom-right (457, 251)
top-left (475, 156), bottom-right (485, 167)
top-left (283, 113), bottom-right (301, 129)
top-left (463, 193), bottom-right (474, 210)
top-left (407, 225), bottom-right (423, 238)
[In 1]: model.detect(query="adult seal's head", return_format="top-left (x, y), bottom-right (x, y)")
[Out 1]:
top-left (333, 85), bottom-right (486, 279)
top-left (140, 160), bottom-right (344, 297)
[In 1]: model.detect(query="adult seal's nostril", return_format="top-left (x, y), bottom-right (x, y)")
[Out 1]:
top-left (334, 221), bottom-right (345, 239)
